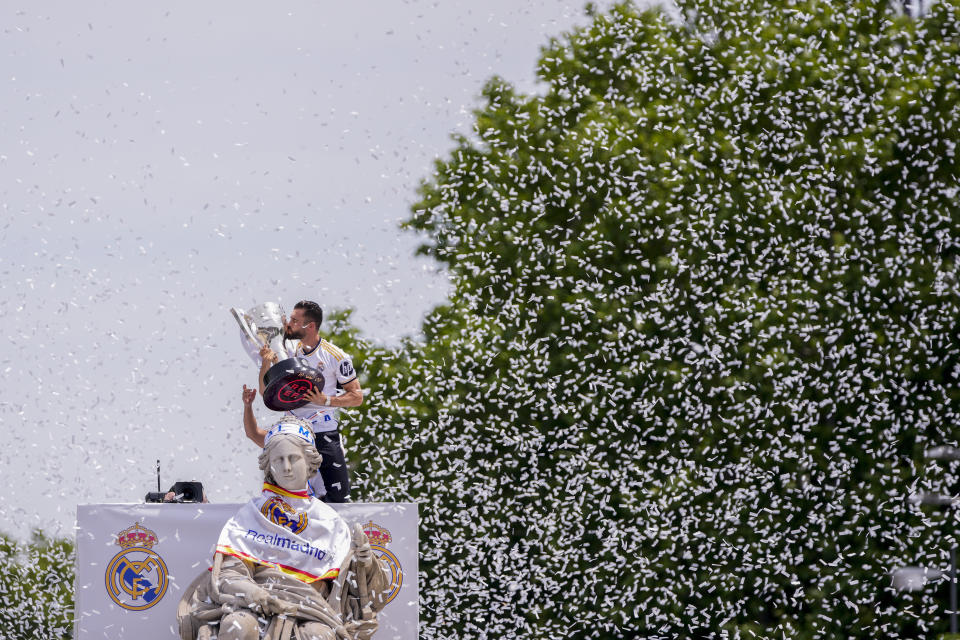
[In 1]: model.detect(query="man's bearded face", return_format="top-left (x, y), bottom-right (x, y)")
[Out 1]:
top-left (284, 310), bottom-right (311, 340)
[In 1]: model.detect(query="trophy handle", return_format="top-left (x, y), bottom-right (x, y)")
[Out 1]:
top-left (230, 308), bottom-right (261, 346)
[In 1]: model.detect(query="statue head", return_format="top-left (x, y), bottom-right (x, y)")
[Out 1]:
top-left (258, 421), bottom-right (322, 492)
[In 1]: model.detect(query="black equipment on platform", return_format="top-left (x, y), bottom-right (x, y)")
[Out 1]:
top-left (144, 461), bottom-right (205, 503)
top-left (145, 481), bottom-right (205, 504)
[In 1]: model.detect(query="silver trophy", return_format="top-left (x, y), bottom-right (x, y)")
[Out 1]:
top-left (231, 302), bottom-right (321, 411)
top-left (230, 302), bottom-right (294, 362)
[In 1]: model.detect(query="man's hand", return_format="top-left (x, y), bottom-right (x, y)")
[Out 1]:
top-left (259, 345), bottom-right (279, 366)
top-left (242, 384), bottom-right (267, 448)
top-left (303, 386), bottom-right (329, 407)
top-left (257, 347), bottom-right (276, 394)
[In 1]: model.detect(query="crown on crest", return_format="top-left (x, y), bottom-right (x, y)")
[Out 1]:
top-left (362, 521), bottom-right (392, 547)
top-left (116, 523), bottom-right (159, 549)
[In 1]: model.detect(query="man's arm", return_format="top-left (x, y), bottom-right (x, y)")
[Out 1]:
top-left (303, 378), bottom-right (363, 408)
top-left (242, 385), bottom-right (267, 447)
top-left (257, 346), bottom-right (278, 394)
top-left (337, 378), bottom-right (364, 407)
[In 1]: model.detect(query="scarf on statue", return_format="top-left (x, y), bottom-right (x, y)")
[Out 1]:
top-left (216, 482), bottom-right (352, 583)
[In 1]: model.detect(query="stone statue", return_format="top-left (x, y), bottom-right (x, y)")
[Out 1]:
top-left (176, 421), bottom-right (392, 640)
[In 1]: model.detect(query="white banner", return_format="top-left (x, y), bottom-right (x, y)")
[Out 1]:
top-left (75, 502), bottom-right (418, 639)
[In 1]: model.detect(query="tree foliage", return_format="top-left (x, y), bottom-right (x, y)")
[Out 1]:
top-left (0, 531), bottom-right (74, 640)
top-left (344, 0), bottom-right (960, 637)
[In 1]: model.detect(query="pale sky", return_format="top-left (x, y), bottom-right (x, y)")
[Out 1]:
top-left (0, 0), bottom-right (628, 537)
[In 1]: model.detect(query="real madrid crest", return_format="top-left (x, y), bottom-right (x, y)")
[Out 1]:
top-left (104, 523), bottom-right (169, 611)
top-left (260, 497), bottom-right (309, 534)
top-left (363, 520), bottom-right (403, 605)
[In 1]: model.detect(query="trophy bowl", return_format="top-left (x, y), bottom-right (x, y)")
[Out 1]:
top-left (231, 302), bottom-right (293, 362)
top-left (261, 357), bottom-right (322, 412)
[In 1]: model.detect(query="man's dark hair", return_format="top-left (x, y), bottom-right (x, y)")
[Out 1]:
top-left (293, 300), bottom-right (323, 328)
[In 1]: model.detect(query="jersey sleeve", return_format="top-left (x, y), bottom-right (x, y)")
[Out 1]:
top-left (335, 357), bottom-right (357, 384)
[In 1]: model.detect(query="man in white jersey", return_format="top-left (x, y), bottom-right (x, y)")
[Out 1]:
top-left (250, 300), bottom-right (363, 502)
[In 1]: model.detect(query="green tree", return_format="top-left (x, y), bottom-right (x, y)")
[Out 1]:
top-left (0, 531), bottom-right (74, 639)
top-left (314, 308), bottom-right (424, 495)
top-left (346, 1), bottom-right (960, 637)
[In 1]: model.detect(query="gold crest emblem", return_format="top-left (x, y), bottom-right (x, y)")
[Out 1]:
top-left (104, 523), bottom-right (169, 611)
top-left (363, 520), bottom-right (403, 604)
top-left (261, 497), bottom-right (309, 534)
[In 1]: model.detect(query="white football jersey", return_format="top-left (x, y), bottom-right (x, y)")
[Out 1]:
top-left (285, 338), bottom-right (357, 433)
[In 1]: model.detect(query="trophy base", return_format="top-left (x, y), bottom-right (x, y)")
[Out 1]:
top-left (261, 358), bottom-right (322, 412)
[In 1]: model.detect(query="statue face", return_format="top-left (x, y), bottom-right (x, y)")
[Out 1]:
top-left (268, 438), bottom-right (309, 492)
